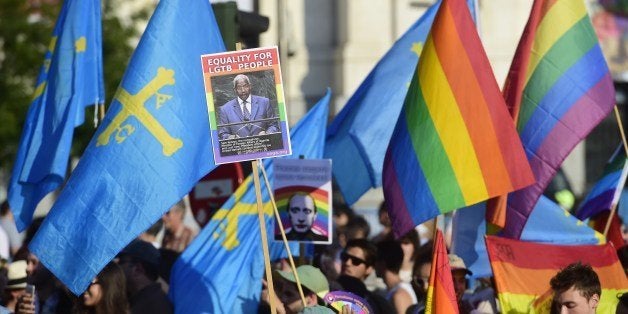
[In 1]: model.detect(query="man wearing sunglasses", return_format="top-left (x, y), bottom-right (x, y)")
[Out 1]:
top-left (340, 239), bottom-right (376, 281)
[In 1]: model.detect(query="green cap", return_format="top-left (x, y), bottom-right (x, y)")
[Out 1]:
top-left (276, 265), bottom-right (330, 299)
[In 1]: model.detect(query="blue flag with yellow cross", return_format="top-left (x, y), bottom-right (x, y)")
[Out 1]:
top-left (29, 0), bottom-right (225, 295)
top-left (169, 90), bottom-right (330, 314)
top-left (8, 0), bottom-right (104, 231)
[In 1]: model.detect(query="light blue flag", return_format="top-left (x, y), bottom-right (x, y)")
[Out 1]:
top-left (8, 0), bottom-right (104, 231)
top-left (170, 90), bottom-right (330, 314)
top-left (324, 0), bottom-right (477, 204)
top-left (29, 0), bottom-right (225, 295)
top-left (452, 196), bottom-right (603, 278)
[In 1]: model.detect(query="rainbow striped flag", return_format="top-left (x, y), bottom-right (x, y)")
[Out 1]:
top-left (576, 144), bottom-right (628, 220)
top-left (425, 230), bottom-right (458, 314)
top-left (501, 0), bottom-right (616, 239)
top-left (486, 236), bottom-right (628, 313)
top-left (383, 0), bottom-right (534, 237)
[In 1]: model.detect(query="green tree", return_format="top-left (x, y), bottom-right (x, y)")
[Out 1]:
top-left (0, 0), bottom-right (149, 171)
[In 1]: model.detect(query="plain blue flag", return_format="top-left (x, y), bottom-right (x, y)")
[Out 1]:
top-left (169, 90), bottom-right (330, 314)
top-left (29, 0), bottom-right (225, 295)
top-left (324, 0), bottom-right (477, 205)
top-left (452, 196), bottom-right (603, 278)
top-left (8, 0), bottom-right (104, 231)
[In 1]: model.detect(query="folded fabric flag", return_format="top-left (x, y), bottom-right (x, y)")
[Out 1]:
top-left (29, 0), bottom-right (225, 294)
top-left (383, 0), bottom-right (533, 237)
top-left (486, 235), bottom-right (627, 313)
top-left (502, 0), bottom-right (616, 239)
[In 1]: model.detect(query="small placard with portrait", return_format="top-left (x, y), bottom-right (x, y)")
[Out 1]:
top-left (273, 159), bottom-right (332, 244)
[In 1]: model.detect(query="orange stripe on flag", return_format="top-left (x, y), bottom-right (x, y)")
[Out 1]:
top-left (426, 230), bottom-right (459, 313)
top-left (433, 2), bottom-right (512, 196)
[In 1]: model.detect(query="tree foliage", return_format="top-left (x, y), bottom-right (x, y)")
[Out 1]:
top-left (0, 0), bottom-right (149, 171)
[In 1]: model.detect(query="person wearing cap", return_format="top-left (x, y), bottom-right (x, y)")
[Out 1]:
top-left (4, 260), bottom-right (27, 313)
top-left (117, 239), bottom-right (173, 314)
top-left (448, 254), bottom-right (475, 313)
top-left (270, 265), bottom-right (334, 314)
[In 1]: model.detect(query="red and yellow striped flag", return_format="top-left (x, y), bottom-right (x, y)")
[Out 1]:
top-left (426, 230), bottom-right (459, 313)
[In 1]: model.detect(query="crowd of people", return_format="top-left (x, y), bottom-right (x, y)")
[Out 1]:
top-left (0, 198), bottom-right (625, 313)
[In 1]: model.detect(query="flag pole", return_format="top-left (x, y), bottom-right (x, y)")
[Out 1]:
top-left (259, 164), bottom-right (308, 307)
top-left (236, 40), bottom-right (275, 314)
top-left (613, 106), bottom-right (628, 154)
top-left (252, 159), bottom-right (277, 314)
top-left (604, 106), bottom-right (628, 238)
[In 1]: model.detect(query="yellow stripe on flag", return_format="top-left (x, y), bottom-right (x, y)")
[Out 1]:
top-left (419, 36), bottom-right (488, 204)
top-left (524, 0), bottom-right (587, 85)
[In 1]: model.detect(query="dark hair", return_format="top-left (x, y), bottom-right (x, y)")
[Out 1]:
top-left (550, 262), bottom-right (601, 301)
top-left (345, 239), bottom-right (377, 267)
top-left (0, 201), bottom-right (9, 216)
top-left (376, 240), bottom-right (404, 274)
top-left (76, 262), bottom-right (129, 314)
top-left (399, 229), bottom-right (420, 262)
top-left (345, 216), bottom-right (370, 240)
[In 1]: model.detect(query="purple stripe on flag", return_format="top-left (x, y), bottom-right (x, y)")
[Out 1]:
top-left (503, 73), bottom-right (615, 239)
top-left (383, 149), bottom-right (416, 238)
top-left (576, 189), bottom-right (615, 220)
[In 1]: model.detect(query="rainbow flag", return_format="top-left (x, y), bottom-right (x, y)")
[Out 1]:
top-left (576, 144), bottom-right (628, 220)
top-left (425, 230), bottom-right (458, 314)
top-left (486, 236), bottom-right (628, 313)
top-left (501, 0), bottom-right (616, 238)
top-left (383, 0), bottom-right (534, 237)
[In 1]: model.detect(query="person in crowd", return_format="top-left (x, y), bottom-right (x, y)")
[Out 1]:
top-left (375, 241), bottom-right (417, 314)
top-left (283, 193), bottom-right (327, 242)
top-left (550, 262), bottom-right (600, 314)
top-left (74, 262), bottom-right (129, 314)
top-left (462, 277), bottom-right (499, 314)
top-left (4, 261), bottom-right (27, 313)
top-left (407, 241), bottom-right (433, 314)
top-left (338, 216), bottom-right (370, 249)
top-left (371, 202), bottom-right (393, 244)
top-left (398, 230), bottom-right (420, 283)
top-left (161, 201), bottom-right (195, 253)
top-left (338, 239), bottom-right (394, 314)
top-left (262, 265), bottom-right (334, 314)
top-left (448, 254), bottom-right (474, 313)
top-left (139, 220), bottom-right (163, 249)
top-left (19, 247), bottom-right (74, 313)
top-left (340, 239), bottom-right (376, 282)
top-left (218, 74), bottom-right (279, 139)
top-left (117, 239), bottom-right (172, 314)
top-left (0, 201), bottom-right (21, 257)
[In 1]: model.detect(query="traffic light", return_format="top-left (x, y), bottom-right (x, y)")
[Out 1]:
top-left (212, 1), bottom-right (269, 51)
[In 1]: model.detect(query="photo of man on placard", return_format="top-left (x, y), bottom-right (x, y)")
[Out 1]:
top-left (218, 74), bottom-right (280, 140)
top-left (283, 192), bottom-right (328, 242)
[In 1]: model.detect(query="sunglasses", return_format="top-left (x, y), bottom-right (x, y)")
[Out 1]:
top-left (340, 252), bottom-right (367, 266)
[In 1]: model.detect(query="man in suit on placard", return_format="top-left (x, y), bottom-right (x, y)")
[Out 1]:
top-left (218, 74), bottom-right (279, 140)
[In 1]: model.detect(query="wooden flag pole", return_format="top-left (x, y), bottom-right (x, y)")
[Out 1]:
top-left (236, 41), bottom-right (276, 314)
top-left (252, 159), bottom-right (277, 314)
top-left (259, 165), bottom-right (307, 307)
top-left (604, 106), bottom-right (628, 238)
top-left (614, 106), bottom-right (628, 154)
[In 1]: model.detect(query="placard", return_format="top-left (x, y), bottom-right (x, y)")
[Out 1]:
top-left (273, 159), bottom-right (332, 244)
top-left (201, 47), bottom-right (291, 164)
